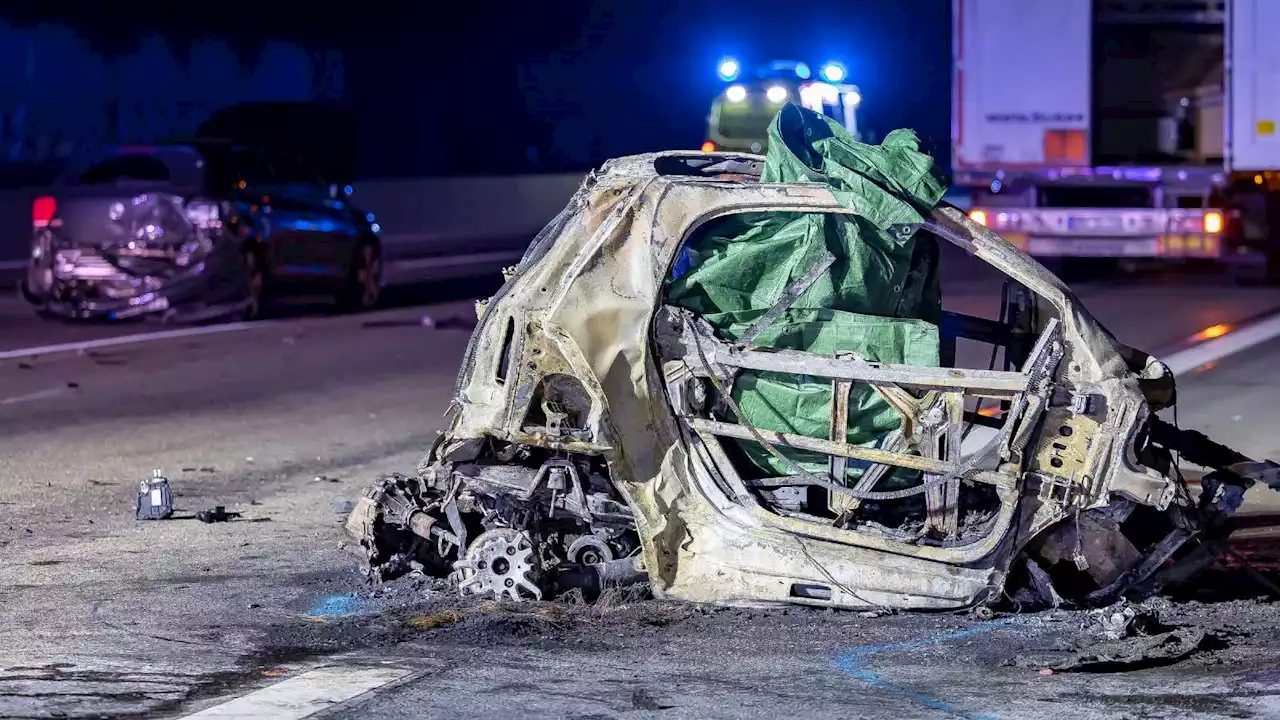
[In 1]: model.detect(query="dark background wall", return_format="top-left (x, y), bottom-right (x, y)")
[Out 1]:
top-left (0, 0), bottom-right (955, 180)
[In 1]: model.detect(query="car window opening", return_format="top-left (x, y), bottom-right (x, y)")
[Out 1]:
top-left (658, 208), bottom-right (1055, 547)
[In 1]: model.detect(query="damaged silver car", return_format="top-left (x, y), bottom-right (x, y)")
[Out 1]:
top-left (350, 106), bottom-right (1279, 610)
top-left (23, 140), bottom-right (381, 322)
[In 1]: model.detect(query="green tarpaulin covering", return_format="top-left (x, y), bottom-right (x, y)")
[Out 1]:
top-left (667, 103), bottom-right (949, 482)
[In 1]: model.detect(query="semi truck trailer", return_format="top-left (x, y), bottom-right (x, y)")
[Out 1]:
top-left (954, 0), bottom-right (1280, 276)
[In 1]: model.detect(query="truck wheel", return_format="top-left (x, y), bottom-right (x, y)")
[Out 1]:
top-left (337, 239), bottom-right (382, 312)
top-left (1228, 251), bottom-right (1280, 286)
top-left (241, 245), bottom-right (271, 320)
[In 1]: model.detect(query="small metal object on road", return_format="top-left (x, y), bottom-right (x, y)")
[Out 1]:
top-left (136, 469), bottom-right (174, 520)
top-left (196, 506), bottom-right (242, 523)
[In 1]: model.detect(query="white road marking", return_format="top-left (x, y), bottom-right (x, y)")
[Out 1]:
top-left (1162, 312), bottom-right (1280, 375)
top-left (386, 250), bottom-right (523, 272)
top-left (0, 387), bottom-right (69, 405)
top-left (0, 322), bottom-right (261, 361)
top-left (178, 665), bottom-right (413, 719)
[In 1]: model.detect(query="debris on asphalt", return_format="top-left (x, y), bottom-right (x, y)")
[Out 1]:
top-left (314, 475), bottom-right (340, 483)
top-left (331, 500), bottom-right (355, 516)
top-left (135, 469), bottom-right (173, 521)
top-left (196, 506), bottom-right (242, 523)
top-left (1092, 601), bottom-right (1142, 641)
top-left (1003, 598), bottom-right (1227, 673)
top-left (1021, 626), bottom-right (1214, 673)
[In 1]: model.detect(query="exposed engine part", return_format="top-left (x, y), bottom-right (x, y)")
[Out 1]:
top-left (567, 535), bottom-right (614, 565)
top-left (590, 556), bottom-right (648, 587)
top-left (346, 473), bottom-right (458, 582)
top-left (348, 451), bottom-right (642, 602)
top-left (556, 556), bottom-right (650, 597)
top-left (454, 528), bottom-right (542, 601)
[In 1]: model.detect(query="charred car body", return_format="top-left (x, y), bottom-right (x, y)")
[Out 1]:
top-left (23, 105), bottom-right (380, 321)
top-left (351, 108), bottom-right (1279, 610)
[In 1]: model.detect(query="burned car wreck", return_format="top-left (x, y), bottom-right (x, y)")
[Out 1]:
top-left (350, 105), bottom-right (1280, 610)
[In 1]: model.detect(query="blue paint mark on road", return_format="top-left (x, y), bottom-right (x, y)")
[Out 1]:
top-left (304, 594), bottom-right (373, 619)
top-left (833, 621), bottom-right (1010, 720)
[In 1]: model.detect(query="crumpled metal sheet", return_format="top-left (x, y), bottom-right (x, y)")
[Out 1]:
top-left (1009, 601), bottom-right (1215, 672)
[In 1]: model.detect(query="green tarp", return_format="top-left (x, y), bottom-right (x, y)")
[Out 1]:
top-left (666, 103), bottom-right (949, 482)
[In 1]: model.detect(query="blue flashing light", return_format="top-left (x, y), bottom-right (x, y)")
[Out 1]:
top-left (717, 58), bottom-right (741, 81)
top-left (820, 62), bottom-right (846, 83)
top-left (795, 62), bottom-right (811, 79)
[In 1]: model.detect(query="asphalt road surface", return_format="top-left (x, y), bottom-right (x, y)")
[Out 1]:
top-left (3, 266), bottom-right (1280, 719)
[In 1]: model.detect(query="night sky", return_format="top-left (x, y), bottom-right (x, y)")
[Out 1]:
top-left (0, 0), bottom-right (953, 178)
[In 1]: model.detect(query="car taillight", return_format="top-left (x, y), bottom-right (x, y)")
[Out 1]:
top-left (968, 209), bottom-right (988, 226)
top-left (1204, 210), bottom-right (1223, 234)
top-left (701, 141), bottom-right (716, 152)
top-left (32, 196), bottom-right (56, 228)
